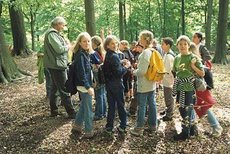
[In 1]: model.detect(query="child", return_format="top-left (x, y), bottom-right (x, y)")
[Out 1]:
top-left (161, 37), bottom-right (175, 121)
top-left (130, 30), bottom-right (158, 136)
top-left (119, 40), bottom-right (134, 102)
top-left (190, 42), bottom-right (223, 137)
top-left (103, 35), bottom-right (131, 134)
top-left (91, 36), bottom-right (107, 121)
top-left (129, 42), bottom-right (144, 116)
top-left (172, 35), bottom-right (205, 141)
top-left (71, 32), bottom-right (94, 138)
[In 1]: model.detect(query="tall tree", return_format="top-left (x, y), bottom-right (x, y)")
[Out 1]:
top-left (205, 0), bottom-right (213, 49)
top-left (181, 0), bottom-right (185, 35)
top-left (213, 0), bottom-right (229, 64)
top-left (119, 0), bottom-right (125, 40)
top-left (162, 0), bottom-right (166, 37)
top-left (9, 0), bottom-right (30, 56)
top-left (0, 4), bottom-right (25, 83)
top-left (84, 0), bottom-right (96, 36)
top-left (147, 0), bottom-right (151, 30)
top-left (23, 0), bottom-right (40, 51)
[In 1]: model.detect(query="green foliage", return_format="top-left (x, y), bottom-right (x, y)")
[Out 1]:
top-left (0, 0), bottom-right (227, 51)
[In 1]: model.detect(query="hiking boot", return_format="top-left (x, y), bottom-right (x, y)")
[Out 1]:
top-left (190, 125), bottom-right (199, 136)
top-left (83, 131), bottom-right (94, 139)
top-left (93, 116), bottom-right (103, 121)
top-left (104, 128), bottom-right (114, 137)
top-left (117, 126), bottom-right (126, 135)
top-left (68, 112), bottom-right (76, 119)
top-left (212, 126), bottom-right (223, 137)
top-left (145, 126), bottom-right (157, 136)
top-left (162, 116), bottom-right (173, 122)
top-left (173, 132), bottom-right (189, 141)
top-left (130, 127), bottom-right (143, 137)
top-left (71, 123), bottom-right (82, 135)
top-left (160, 110), bottom-right (166, 116)
top-left (50, 110), bottom-right (63, 117)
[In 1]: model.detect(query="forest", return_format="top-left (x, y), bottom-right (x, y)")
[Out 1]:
top-left (0, 0), bottom-right (230, 153)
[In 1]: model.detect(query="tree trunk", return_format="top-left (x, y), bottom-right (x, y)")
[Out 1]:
top-left (9, 0), bottom-right (30, 56)
top-left (162, 0), bottom-right (166, 37)
top-left (119, 0), bottom-right (125, 40)
top-left (123, 0), bottom-right (126, 38)
top-left (84, 0), bottom-right (96, 36)
top-left (213, 0), bottom-right (229, 64)
top-left (148, 0), bottom-right (151, 30)
top-left (0, 1), bottom-right (2, 16)
top-left (181, 0), bottom-right (185, 35)
top-left (205, 0), bottom-right (213, 49)
top-left (0, 20), bottom-right (25, 83)
top-left (30, 6), bottom-right (36, 51)
top-left (157, 0), bottom-right (163, 36)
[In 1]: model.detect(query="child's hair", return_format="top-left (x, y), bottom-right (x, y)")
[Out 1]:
top-left (176, 35), bottom-right (191, 46)
top-left (194, 32), bottom-right (203, 42)
top-left (73, 32), bottom-right (91, 53)
top-left (91, 35), bottom-right (105, 57)
top-left (162, 37), bottom-right (174, 47)
top-left (120, 40), bottom-right (129, 50)
top-left (139, 30), bottom-right (154, 47)
top-left (103, 35), bottom-right (119, 51)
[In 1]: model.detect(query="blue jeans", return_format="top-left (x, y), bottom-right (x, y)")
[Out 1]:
top-left (207, 109), bottom-right (220, 128)
top-left (105, 81), bottom-right (127, 130)
top-left (136, 91), bottom-right (157, 128)
top-left (75, 91), bottom-right (93, 133)
top-left (176, 91), bottom-right (196, 136)
top-left (94, 85), bottom-right (107, 118)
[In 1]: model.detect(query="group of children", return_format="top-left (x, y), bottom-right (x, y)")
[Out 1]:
top-left (41, 27), bottom-right (223, 141)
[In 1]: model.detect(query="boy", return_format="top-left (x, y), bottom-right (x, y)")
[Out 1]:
top-left (161, 37), bottom-right (175, 121)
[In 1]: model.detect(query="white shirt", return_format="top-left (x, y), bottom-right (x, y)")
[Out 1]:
top-left (133, 48), bottom-right (156, 93)
top-left (162, 50), bottom-right (175, 88)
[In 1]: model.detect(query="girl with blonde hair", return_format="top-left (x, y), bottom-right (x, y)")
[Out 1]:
top-left (71, 32), bottom-right (94, 138)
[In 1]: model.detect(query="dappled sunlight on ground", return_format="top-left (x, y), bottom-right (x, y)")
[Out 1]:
top-left (0, 54), bottom-right (229, 153)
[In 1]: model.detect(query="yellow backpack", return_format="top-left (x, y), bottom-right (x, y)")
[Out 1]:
top-left (145, 48), bottom-right (166, 81)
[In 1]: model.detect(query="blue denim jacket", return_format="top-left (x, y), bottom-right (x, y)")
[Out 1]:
top-left (74, 49), bottom-right (92, 90)
top-left (103, 49), bottom-right (127, 83)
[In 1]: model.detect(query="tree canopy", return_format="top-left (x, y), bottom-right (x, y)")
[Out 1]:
top-left (0, 0), bottom-right (229, 58)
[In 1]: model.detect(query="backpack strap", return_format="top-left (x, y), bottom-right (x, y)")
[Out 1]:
top-left (167, 50), bottom-right (175, 57)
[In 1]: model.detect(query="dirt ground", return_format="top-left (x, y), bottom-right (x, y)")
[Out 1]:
top-left (0, 53), bottom-right (229, 154)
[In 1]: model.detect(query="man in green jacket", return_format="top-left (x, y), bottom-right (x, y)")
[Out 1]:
top-left (43, 16), bottom-right (75, 118)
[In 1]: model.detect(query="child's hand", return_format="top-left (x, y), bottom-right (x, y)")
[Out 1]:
top-left (88, 88), bottom-right (94, 96)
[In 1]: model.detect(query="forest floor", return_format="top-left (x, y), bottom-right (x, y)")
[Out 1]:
top-left (0, 53), bottom-right (230, 154)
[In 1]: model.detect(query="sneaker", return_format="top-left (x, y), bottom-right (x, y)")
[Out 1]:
top-left (130, 127), bottom-right (143, 137)
top-left (125, 96), bottom-right (130, 102)
top-left (50, 110), bottom-right (63, 117)
top-left (212, 126), bottom-right (223, 137)
top-left (71, 123), bottom-right (82, 135)
top-left (160, 110), bottom-right (166, 116)
top-left (117, 126), bottom-right (126, 135)
top-left (173, 132), bottom-right (189, 141)
top-left (127, 112), bottom-right (136, 117)
top-left (190, 125), bottom-right (199, 136)
top-left (145, 126), bottom-right (157, 136)
top-left (83, 131), bottom-right (94, 139)
top-left (104, 128), bottom-right (114, 137)
top-left (162, 116), bottom-right (173, 122)
top-left (93, 116), bottom-right (103, 121)
top-left (68, 112), bottom-right (76, 119)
